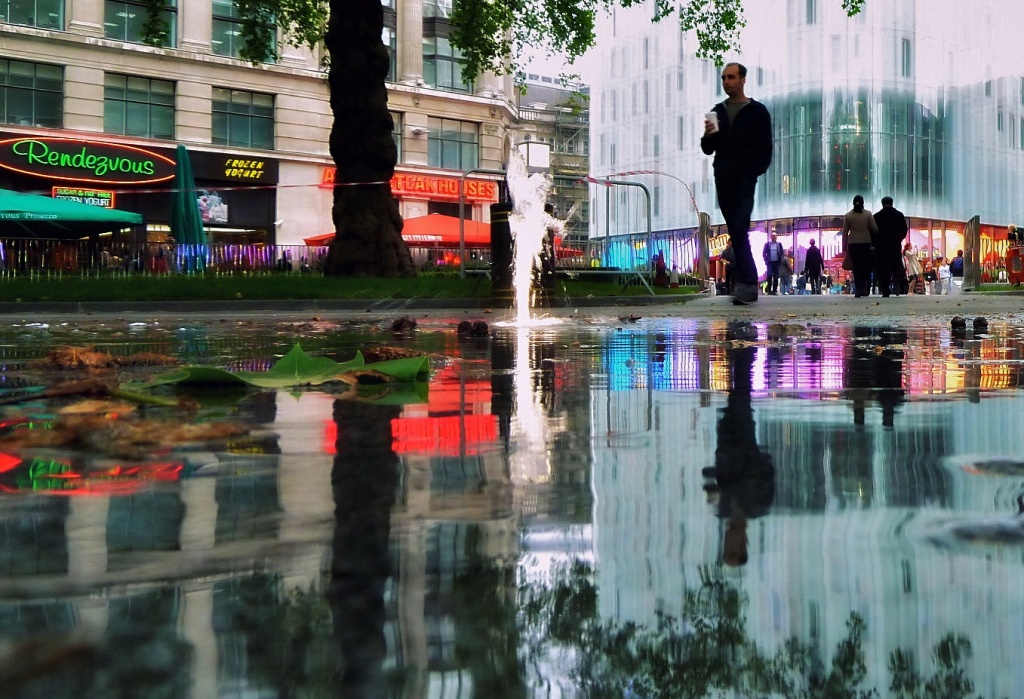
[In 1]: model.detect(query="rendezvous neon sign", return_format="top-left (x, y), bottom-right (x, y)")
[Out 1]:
top-left (0, 137), bottom-right (176, 185)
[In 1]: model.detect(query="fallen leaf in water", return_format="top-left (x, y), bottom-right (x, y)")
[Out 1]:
top-left (57, 399), bottom-right (137, 416)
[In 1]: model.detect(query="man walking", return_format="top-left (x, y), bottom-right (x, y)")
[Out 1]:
top-left (762, 233), bottom-right (784, 294)
top-left (872, 196), bottom-right (909, 297)
top-left (803, 238), bottom-right (824, 294)
top-left (701, 62), bottom-right (774, 305)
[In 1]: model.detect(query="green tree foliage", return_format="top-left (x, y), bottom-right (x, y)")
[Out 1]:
top-left (226, 0), bottom-right (866, 277)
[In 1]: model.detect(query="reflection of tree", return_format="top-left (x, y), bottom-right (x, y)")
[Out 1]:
top-left (519, 561), bottom-right (993, 699)
top-left (226, 572), bottom-right (342, 696)
top-left (328, 400), bottom-right (402, 697)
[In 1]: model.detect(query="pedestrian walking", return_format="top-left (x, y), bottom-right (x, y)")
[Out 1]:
top-left (762, 233), bottom-right (785, 294)
top-left (720, 239), bottom-right (736, 293)
top-left (803, 239), bottom-right (824, 294)
top-left (701, 62), bottom-right (774, 306)
top-left (841, 194), bottom-right (879, 298)
top-left (873, 196), bottom-right (909, 296)
top-left (903, 243), bottom-right (923, 294)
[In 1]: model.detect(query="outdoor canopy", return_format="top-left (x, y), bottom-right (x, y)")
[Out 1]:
top-left (305, 214), bottom-right (493, 248)
top-left (0, 188), bottom-right (142, 238)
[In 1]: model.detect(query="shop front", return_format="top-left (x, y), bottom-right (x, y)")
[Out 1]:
top-left (0, 133), bottom-right (279, 245)
top-left (320, 166), bottom-right (501, 268)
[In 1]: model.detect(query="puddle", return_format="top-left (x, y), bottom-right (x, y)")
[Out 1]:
top-left (1, 315), bottom-right (1024, 697)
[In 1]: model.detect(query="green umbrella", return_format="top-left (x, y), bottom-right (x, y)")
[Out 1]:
top-left (0, 188), bottom-right (142, 238)
top-left (170, 145), bottom-right (206, 271)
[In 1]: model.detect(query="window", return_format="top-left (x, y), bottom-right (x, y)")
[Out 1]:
top-left (423, 35), bottom-right (470, 92)
top-left (382, 26), bottom-right (396, 81)
top-left (423, 0), bottom-right (451, 18)
top-left (0, 59), bottom-right (62, 128)
top-left (806, 0), bottom-right (816, 24)
top-left (427, 117), bottom-right (477, 170)
top-left (391, 110), bottom-right (402, 161)
top-left (104, 0), bottom-right (176, 46)
top-left (212, 0), bottom-right (276, 61)
top-left (900, 38), bottom-right (912, 78)
top-left (104, 74), bottom-right (174, 139)
top-left (0, 0), bottom-right (61, 28)
top-left (212, 88), bottom-right (273, 149)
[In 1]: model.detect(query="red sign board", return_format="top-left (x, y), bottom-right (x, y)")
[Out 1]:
top-left (0, 137), bottom-right (176, 185)
top-left (321, 167), bottom-right (499, 203)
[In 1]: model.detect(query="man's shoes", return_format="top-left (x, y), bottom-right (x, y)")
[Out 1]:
top-left (732, 283), bottom-right (758, 306)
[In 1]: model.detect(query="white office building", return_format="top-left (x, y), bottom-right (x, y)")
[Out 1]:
top-left (589, 0), bottom-right (1024, 277)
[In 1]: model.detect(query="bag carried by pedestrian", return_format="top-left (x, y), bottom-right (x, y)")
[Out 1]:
top-left (841, 255), bottom-right (853, 271)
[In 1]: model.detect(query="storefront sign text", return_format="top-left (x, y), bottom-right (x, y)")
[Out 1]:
top-left (52, 187), bottom-right (115, 208)
top-left (321, 167), bottom-right (499, 203)
top-left (223, 158), bottom-right (267, 180)
top-left (0, 138), bottom-right (175, 185)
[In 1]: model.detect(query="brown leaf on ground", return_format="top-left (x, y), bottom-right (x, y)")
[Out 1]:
top-left (57, 399), bottom-right (137, 416)
top-left (29, 347), bottom-right (179, 370)
top-left (0, 414), bottom-right (250, 458)
top-left (115, 352), bottom-right (180, 366)
top-left (276, 320), bottom-right (341, 332)
top-left (361, 346), bottom-right (428, 363)
top-left (345, 369), bottom-right (394, 384)
top-left (32, 346), bottom-right (117, 370)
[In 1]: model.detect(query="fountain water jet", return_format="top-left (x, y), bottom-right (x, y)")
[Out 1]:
top-left (502, 149), bottom-right (567, 327)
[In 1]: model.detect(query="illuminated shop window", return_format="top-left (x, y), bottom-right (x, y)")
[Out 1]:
top-left (104, 0), bottom-right (176, 47)
top-left (0, 0), bottom-right (61, 28)
top-left (103, 73), bottom-right (174, 139)
top-left (211, 0), bottom-right (276, 62)
top-left (427, 117), bottom-right (478, 170)
top-left (212, 88), bottom-right (274, 149)
top-left (0, 59), bottom-right (62, 128)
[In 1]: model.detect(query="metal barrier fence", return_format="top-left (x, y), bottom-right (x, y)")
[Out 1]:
top-left (0, 236), bottom-right (707, 287)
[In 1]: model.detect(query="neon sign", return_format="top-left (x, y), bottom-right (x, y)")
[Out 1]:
top-left (0, 137), bottom-right (175, 185)
top-left (321, 167), bottom-right (499, 203)
top-left (52, 186), bottom-right (116, 208)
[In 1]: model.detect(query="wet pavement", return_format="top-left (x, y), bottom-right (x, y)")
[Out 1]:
top-left (1, 293), bottom-right (1023, 698)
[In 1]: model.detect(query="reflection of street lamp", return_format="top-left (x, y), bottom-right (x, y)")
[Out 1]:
top-left (517, 141), bottom-right (551, 173)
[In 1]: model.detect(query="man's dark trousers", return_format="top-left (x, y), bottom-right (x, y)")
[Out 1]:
top-left (715, 174), bottom-right (758, 287)
top-left (875, 244), bottom-right (906, 296)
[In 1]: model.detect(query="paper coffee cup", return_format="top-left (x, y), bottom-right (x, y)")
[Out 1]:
top-left (705, 111), bottom-right (719, 132)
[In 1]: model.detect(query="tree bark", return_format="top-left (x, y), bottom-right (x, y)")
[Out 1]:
top-left (323, 0), bottom-right (414, 276)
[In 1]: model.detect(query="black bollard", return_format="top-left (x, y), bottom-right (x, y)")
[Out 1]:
top-left (490, 202), bottom-right (514, 306)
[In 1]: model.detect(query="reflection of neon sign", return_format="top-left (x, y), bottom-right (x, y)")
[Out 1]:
top-left (0, 456), bottom-right (183, 496)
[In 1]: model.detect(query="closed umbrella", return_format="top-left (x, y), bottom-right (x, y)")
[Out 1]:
top-left (170, 144), bottom-right (206, 271)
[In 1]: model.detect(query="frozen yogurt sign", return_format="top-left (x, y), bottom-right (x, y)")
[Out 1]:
top-left (0, 137), bottom-right (175, 185)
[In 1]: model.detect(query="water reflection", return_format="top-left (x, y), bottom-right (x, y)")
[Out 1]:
top-left (1, 318), bottom-right (1024, 696)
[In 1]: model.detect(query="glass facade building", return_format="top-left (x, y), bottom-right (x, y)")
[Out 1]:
top-left (589, 0), bottom-right (1024, 276)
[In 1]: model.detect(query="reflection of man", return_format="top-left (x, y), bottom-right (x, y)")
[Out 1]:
top-left (701, 62), bottom-right (774, 306)
top-left (703, 322), bottom-right (776, 566)
top-left (844, 325), bottom-right (907, 428)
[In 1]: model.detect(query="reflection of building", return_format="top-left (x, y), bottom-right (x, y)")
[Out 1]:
top-left (587, 323), bottom-right (1024, 697)
top-left (0, 0), bottom-right (521, 246)
top-left (589, 0), bottom-right (1024, 275)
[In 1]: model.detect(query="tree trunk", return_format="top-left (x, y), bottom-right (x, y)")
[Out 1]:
top-left (323, 0), bottom-right (414, 276)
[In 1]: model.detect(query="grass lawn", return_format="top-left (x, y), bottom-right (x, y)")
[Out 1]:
top-left (0, 271), bottom-right (700, 303)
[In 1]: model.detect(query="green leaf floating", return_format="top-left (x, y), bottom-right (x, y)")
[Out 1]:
top-left (143, 345), bottom-right (429, 388)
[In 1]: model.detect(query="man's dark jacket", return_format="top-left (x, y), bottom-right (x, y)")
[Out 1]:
top-left (803, 245), bottom-right (824, 275)
top-left (700, 99), bottom-right (774, 180)
top-left (873, 206), bottom-right (909, 247)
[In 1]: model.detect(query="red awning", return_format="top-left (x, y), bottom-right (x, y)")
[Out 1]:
top-left (304, 214), bottom-right (493, 248)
